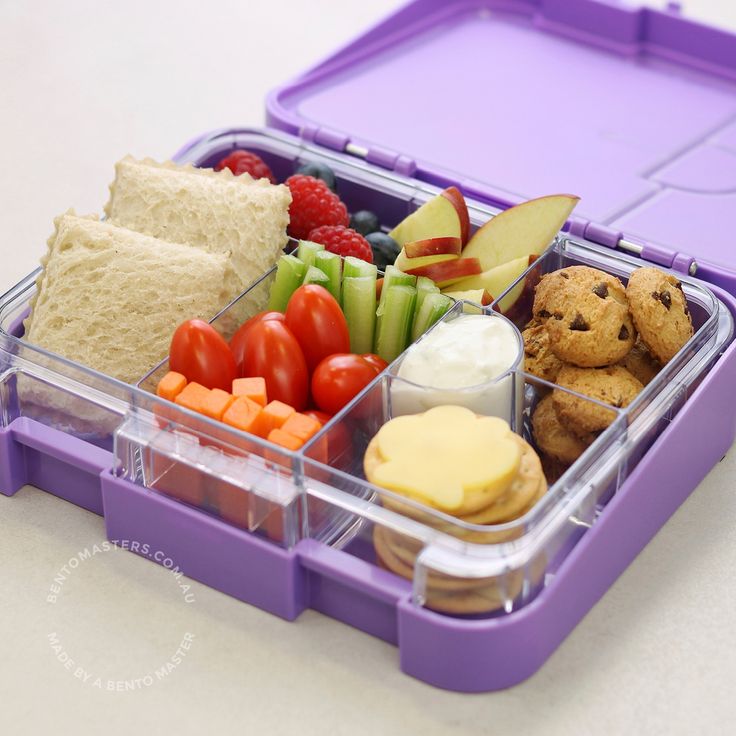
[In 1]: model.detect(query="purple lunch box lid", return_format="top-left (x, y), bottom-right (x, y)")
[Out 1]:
top-left (265, 0), bottom-right (736, 291)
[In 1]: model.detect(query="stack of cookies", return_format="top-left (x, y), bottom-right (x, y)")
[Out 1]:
top-left (363, 406), bottom-right (548, 614)
top-left (526, 265), bottom-right (694, 479)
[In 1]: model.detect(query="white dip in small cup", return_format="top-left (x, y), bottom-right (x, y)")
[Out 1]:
top-left (390, 313), bottom-right (524, 427)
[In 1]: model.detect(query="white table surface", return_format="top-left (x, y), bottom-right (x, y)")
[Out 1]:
top-left (2, 2), bottom-right (736, 734)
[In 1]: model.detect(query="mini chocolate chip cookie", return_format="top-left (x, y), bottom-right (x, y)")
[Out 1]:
top-left (626, 267), bottom-right (694, 363)
top-left (553, 364), bottom-right (644, 435)
top-left (522, 323), bottom-right (564, 383)
top-left (531, 394), bottom-right (595, 464)
top-left (618, 337), bottom-right (661, 386)
top-left (539, 453), bottom-right (569, 486)
top-left (533, 266), bottom-right (636, 367)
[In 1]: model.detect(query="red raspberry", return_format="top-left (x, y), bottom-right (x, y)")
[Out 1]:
top-left (215, 150), bottom-right (275, 183)
top-left (286, 175), bottom-right (349, 240)
top-left (308, 225), bottom-right (373, 263)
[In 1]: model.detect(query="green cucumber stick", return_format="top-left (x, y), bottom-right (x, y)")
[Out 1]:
top-left (375, 284), bottom-right (417, 364)
top-left (268, 254), bottom-right (306, 312)
top-left (297, 240), bottom-right (325, 270)
top-left (414, 276), bottom-right (440, 315)
top-left (377, 265), bottom-right (417, 316)
top-left (342, 256), bottom-right (377, 280)
top-left (343, 276), bottom-right (377, 354)
top-left (314, 250), bottom-right (342, 303)
top-left (302, 265), bottom-right (330, 287)
top-left (411, 293), bottom-right (453, 342)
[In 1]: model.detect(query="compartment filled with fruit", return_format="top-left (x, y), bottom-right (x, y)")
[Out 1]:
top-left (209, 143), bottom-right (579, 316)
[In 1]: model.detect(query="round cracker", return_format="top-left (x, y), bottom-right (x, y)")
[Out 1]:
top-left (459, 435), bottom-right (546, 525)
top-left (364, 429), bottom-right (520, 516)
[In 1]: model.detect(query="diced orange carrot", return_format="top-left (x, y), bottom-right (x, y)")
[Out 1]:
top-left (222, 396), bottom-right (263, 434)
top-left (376, 278), bottom-right (384, 300)
top-left (174, 382), bottom-right (210, 413)
top-left (232, 377), bottom-right (267, 407)
top-left (205, 476), bottom-right (251, 530)
top-left (157, 371), bottom-right (187, 401)
top-left (252, 400), bottom-right (296, 437)
top-left (280, 413), bottom-right (322, 444)
top-left (201, 388), bottom-right (236, 421)
top-left (151, 452), bottom-right (205, 508)
top-left (267, 428), bottom-right (303, 451)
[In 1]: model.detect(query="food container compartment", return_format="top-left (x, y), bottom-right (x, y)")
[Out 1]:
top-left (1, 124), bottom-right (735, 690)
top-left (2, 128), bottom-right (731, 563)
top-left (297, 234), bottom-right (732, 617)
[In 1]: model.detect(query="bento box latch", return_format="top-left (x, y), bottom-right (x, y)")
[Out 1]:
top-left (569, 219), bottom-right (697, 277)
top-left (299, 124), bottom-right (350, 152)
top-left (299, 125), bottom-right (417, 176)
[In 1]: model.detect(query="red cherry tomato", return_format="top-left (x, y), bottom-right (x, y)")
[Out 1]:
top-left (284, 285), bottom-right (350, 372)
top-left (311, 354), bottom-right (378, 416)
top-left (302, 410), bottom-right (333, 427)
top-left (243, 320), bottom-right (308, 411)
top-left (170, 319), bottom-right (236, 391)
top-left (360, 354), bottom-right (388, 374)
top-left (230, 311), bottom-right (285, 376)
top-left (301, 410), bottom-right (352, 467)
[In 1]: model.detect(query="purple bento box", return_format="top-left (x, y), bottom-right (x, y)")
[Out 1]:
top-left (3, 0), bottom-right (736, 692)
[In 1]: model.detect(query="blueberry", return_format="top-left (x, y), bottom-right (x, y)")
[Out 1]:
top-left (349, 210), bottom-right (380, 236)
top-left (295, 161), bottom-right (337, 192)
top-left (366, 232), bottom-right (400, 270)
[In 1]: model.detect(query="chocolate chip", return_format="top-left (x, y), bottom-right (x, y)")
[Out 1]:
top-left (569, 313), bottom-right (589, 331)
top-left (554, 311), bottom-right (563, 320)
top-left (592, 283), bottom-right (608, 299)
top-left (651, 290), bottom-right (672, 310)
top-left (618, 324), bottom-right (630, 341)
top-left (538, 309), bottom-right (552, 319)
top-left (674, 281), bottom-right (684, 292)
top-left (684, 304), bottom-right (690, 318)
top-left (560, 272), bottom-right (569, 279)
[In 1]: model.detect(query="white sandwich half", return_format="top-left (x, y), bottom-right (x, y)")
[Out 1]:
top-left (104, 156), bottom-right (291, 292)
top-left (25, 212), bottom-right (242, 385)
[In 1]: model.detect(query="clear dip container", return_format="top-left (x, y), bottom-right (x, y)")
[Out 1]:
top-left (388, 309), bottom-right (525, 430)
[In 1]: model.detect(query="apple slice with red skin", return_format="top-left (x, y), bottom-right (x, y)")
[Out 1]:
top-left (499, 255), bottom-right (542, 323)
top-left (442, 288), bottom-right (493, 314)
top-left (460, 194), bottom-right (579, 271)
top-left (394, 250), bottom-right (457, 272)
top-left (440, 187), bottom-right (470, 245)
top-left (450, 254), bottom-right (534, 313)
top-left (404, 257), bottom-right (482, 288)
top-left (404, 236), bottom-right (462, 259)
top-left (388, 188), bottom-right (465, 246)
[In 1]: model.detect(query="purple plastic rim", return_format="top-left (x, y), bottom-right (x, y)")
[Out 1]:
top-left (266, 0), bottom-right (736, 294)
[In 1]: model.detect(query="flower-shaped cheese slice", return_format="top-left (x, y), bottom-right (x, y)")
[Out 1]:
top-left (371, 405), bottom-right (521, 513)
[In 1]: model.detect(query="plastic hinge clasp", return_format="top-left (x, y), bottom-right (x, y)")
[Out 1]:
top-left (364, 145), bottom-right (416, 177)
top-left (299, 125), bottom-right (350, 153)
top-left (567, 220), bottom-right (697, 275)
top-left (585, 221), bottom-right (623, 249)
top-left (636, 240), bottom-right (696, 276)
